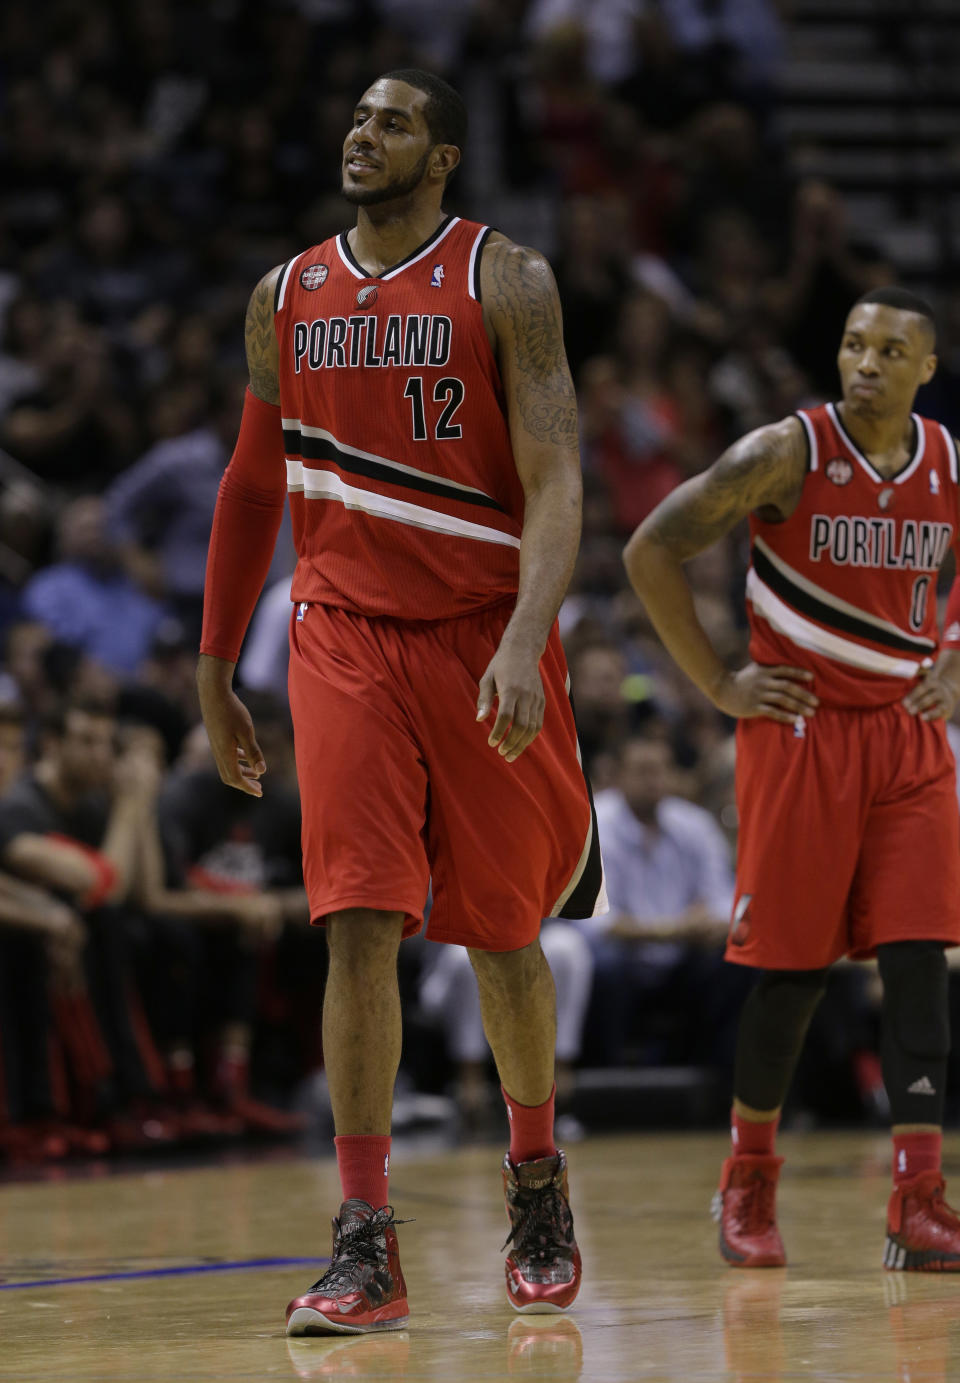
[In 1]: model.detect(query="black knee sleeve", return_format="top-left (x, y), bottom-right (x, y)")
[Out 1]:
top-left (734, 968), bottom-right (830, 1111)
top-left (878, 941), bottom-right (949, 1127)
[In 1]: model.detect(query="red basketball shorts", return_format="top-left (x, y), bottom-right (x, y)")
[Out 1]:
top-left (728, 704), bottom-right (960, 970)
top-left (287, 601), bottom-right (603, 952)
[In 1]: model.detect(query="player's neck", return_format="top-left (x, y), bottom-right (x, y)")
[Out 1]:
top-left (835, 402), bottom-right (915, 476)
top-left (349, 203), bottom-right (448, 277)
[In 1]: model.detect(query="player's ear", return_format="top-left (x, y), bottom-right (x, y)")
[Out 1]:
top-left (921, 351), bottom-right (937, 386)
top-left (432, 143), bottom-right (460, 183)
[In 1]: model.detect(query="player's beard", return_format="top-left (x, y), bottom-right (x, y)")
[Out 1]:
top-left (342, 149), bottom-right (432, 206)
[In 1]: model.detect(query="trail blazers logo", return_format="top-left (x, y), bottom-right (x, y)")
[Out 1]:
top-left (357, 284), bottom-right (379, 308)
top-left (299, 263), bottom-right (328, 290)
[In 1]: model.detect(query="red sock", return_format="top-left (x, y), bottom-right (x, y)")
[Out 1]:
top-left (893, 1130), bottom-right (941, 1186)
top-left (334, 1134), bottom-right (391, 1209)
top-left (731, 1107), bottom-right (779, 1157)
top-left (502, 1085), bottom-right (557, 1165)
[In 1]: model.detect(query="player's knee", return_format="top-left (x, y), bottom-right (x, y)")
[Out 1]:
top-left (326, 909), bottom-right (405, 968)
top-left (468, 938), bottom-right (543, 996)
top-left (878, 941), bottom-right (949, 1058)
top-left (748, 968), bottom-right (829, 1047)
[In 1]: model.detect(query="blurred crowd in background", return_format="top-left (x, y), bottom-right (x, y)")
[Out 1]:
top-left (0, 0), bottom-right (958, 1162)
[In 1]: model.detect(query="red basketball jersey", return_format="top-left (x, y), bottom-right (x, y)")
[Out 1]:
top-left (747, 403), bottom-right (960, 707)
top-left (273, 216), bottom-right (524, 620)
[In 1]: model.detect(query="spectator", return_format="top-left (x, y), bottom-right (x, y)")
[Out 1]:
top-left (20, 496), bottom-right (166, 676)
top-left (135, 693), bottom-right (308, 1136)
top-left (103, 384), bottom-right (235, 640)
top-left (0, 698), bottom-right (178, 1151)
top-left (579, 736), bottom-right (751, 1068)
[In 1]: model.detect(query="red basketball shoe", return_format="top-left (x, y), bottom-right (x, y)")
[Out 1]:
top-left (502, 1151), bottom-right (581, 1313)
top-left (285, 1201), bottom-right (409, 1335)
top-left (884, 1171), bottom-right (960, 1271)
top-left (712, 1154), bottom-right (786, 1267)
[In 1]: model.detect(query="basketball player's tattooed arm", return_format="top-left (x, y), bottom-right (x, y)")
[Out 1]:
top-left (624, 417), bottom-right (821, 725)
top-left (197, 264), bottom-right (284, 797)
top-left (244, 265), bottom-right (283, 405)
top-left (477, 237), bottom-right (583, 762)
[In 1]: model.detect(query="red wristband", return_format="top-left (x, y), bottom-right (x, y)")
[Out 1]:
top-left (47, 833), bottom-right (119, 909)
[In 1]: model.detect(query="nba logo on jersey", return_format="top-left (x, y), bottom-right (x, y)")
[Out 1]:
top-left (793, 715), bottom-right (806, 739)
top-left (299, 263), bottom-right (328, 290)
top-left (930, 470), bottom-right (941, 494)
top-left (296, 602), bottom-right (308, 622)
top-left (431, 264), bottom-right (445, 288)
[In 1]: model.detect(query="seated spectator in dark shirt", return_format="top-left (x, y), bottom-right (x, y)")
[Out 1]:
top-left (135, 692), bottom-right (308, 1135)
top-left (0, 698), bottom-right (174, 1153)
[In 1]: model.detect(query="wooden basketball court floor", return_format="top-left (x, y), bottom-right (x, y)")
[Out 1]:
top-left (1, 1130), bottom-right (959, 1381)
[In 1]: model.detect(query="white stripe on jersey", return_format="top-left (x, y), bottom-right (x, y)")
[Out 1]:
top-left (753, 535), bottom-right (935, 651)
top-left (276, 254), bottom-right (306, 312)
top-left (747, 568), bottom-right (926, 680)
top-left (467, 225), bottom-right (488, 302)
top-left (796, 410), bottom-right (819, 471)
top-left (939, 424), bottom-right (960, 485)
top-left (285, 460), bottom-right (521, 549)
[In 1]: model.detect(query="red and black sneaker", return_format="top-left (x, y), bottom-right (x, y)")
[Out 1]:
top-left (885, 1171), bottom-right (960, 1271)
top-left (712, 1154), bottom-right (786, 1267)
top-left (502, 1150), bottom-right (581, 1313)
top-left (285, 1201), bottom-right (409, 1335)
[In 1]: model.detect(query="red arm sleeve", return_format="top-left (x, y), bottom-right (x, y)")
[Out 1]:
top-left (199, 388), bottom-right (287, 663)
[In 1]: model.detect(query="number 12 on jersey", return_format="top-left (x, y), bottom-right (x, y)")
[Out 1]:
top-left (404, 376), bottom-right (465, 441)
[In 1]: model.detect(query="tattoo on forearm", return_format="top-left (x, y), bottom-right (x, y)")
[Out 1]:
top-left (485, 244), bottom-right (578, 447)
top-left (644, 420), bottom-right (807, 559)
top-left (245, 274), bottom-right (281, 405)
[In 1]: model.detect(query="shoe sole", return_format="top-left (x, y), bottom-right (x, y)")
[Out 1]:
top-left (719, 1230), bottom-right (786, 1269)
top-left (508, 1298), bottom-right (571, 1315)
top-left (286, 1307), bottom-right (409, 1336)
top-left (883, 1234), bottom-right (960, 1272)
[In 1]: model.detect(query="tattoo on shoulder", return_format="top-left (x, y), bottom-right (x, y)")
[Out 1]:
top-left (483, 241), bottom-right (577, 448)
top-left (644, 418), bottom-right (807, 558)
top-left (245, 269), bottom-right (282, 405)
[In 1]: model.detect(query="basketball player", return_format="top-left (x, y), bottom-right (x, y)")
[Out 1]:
top-left (624, 287), bottom-right (960, 1270)
top-left (197, 71), bottom-right (604, 1330)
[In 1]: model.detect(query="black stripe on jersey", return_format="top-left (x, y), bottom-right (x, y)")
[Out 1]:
top-left (274, 260), bottom-right (294, 314)
top-left (282, 427), bottom-right (508, 514)
top-left (558, 696), bottom-right (605, 921)
top-left (751, 544), bottom-right (935, 654)
top-left (472, 227), bottom-right (494, 303)
top-left (338, 215), bottom-right (453, 281)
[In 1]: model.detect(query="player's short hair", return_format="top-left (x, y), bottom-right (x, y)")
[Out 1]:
top-left (379, 69), bottom-right (467, 153)
top-left (854, 287), bottom-right (936, 342)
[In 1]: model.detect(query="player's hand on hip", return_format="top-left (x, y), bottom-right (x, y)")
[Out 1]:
top-left (712, 663), bottom-right (819, 724)
top-left (197, 683), bottom-right (266, 797)
top-left (476, 638), bottom-right (546, 764)
top-left (903, 663), bottom-right (960, 721)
